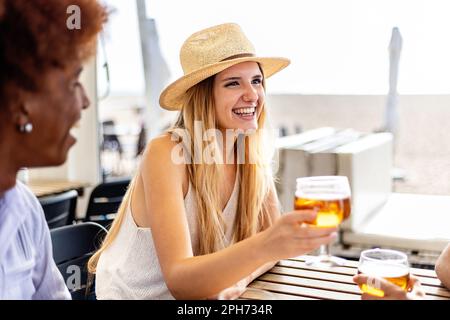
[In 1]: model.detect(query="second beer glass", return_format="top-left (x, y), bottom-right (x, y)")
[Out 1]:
top-left (357, 248), bottom-right (410, 297)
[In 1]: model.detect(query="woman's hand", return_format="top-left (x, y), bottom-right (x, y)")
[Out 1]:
top-left (259, 210), bottom-right (338, 262)
top-left (353, 274), bottom-right (426, 300)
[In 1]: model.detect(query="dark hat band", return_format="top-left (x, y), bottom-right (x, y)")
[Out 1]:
top-left (221, 53), bottom-right (255, 62)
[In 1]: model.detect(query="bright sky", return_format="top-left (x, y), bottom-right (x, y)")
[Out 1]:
top-left (99, 0), bottom-right (450, 96)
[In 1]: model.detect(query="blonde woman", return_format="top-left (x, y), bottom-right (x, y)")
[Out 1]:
top-left (89, 23), bottom-right (337, 300)
top-left (0, 0), bottom-right (107, 299)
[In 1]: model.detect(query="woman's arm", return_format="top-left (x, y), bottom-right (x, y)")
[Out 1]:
top-left (241, 182), bottom-right (283, 285)
top-left (435, 244), bottom-right (450, 289)
top-left (210, 185), bottom-right (281, 300)
top-left (140, 135), bottom-right (337, 299)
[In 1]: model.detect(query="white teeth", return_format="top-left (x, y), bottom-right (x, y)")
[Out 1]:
top-left (70, 122), bottom-right (80, 137)
top-left (69, 127), bottom-right (77, 137)
top-left (233, 107), bottom-right (256, 114)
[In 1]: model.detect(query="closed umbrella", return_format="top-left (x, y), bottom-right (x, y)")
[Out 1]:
top-left (384, 26), bottom-right (403, 138)
top-left (384, 27), bottom-right (405, 181)
top-left (136, 0), bottom-right (171, 141)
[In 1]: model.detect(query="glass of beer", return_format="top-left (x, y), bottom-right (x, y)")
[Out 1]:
top-left (357, 248), bottom-right (410, 297)
top-left (294, 176), bottom-right (351, 267)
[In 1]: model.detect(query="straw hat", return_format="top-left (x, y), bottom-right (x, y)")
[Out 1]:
top-left (159, 23), bottom-right (290, 111)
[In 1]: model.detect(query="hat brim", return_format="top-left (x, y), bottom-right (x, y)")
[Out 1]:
top-left (159, 56), bottom-right (290, 111)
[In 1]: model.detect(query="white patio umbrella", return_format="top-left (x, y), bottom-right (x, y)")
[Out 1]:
top-left (136, 0), bottom-right (171, 141)
top-left (384, 27), bottom-right (405, 181)
top-left (384, 27), bottom-right (403, 138)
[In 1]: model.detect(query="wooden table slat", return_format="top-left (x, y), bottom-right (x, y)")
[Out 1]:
top-left (243, 257), bottom-right (450, 300)
top-left (248, 280), bottom-right (361, 300)
top-left (260, 273), bottom-right (361, 295)
top-left (284, 258), bottom-right (440, 281)
top-left (267, 268), bottom-right (450, 298)
top-left (273, 264), bottom-right (446, 290)
top-left (28, 180), bottom-right (89, 198)
top-left (241, 288), bottom-right (317, 300)
top-left (291, 256), bottom-right (439, 278)
top-left (279, 259), bottom-right (357, 276)
top-left (271, 265), bottom-right (354, 283)
top-left (420, 286), bottom-right (450, 298)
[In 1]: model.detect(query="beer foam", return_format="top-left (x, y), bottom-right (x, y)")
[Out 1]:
top-left (294, 191), bottom-right (350, 201)
top-left (358, 263), bottom-right (409, 278)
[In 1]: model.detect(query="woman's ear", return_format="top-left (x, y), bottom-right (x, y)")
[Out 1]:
top-left (9, 98), bottom-right (32, 133)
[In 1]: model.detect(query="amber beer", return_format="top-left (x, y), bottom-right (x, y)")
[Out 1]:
top-left (294, 196), bottom-right (351, 228)
top-left (357, 264), bottom-right (410, 297)
top-left (357, 248), bottom-right (410, 297)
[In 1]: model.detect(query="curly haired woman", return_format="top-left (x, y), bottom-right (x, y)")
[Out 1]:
top-left (0, 0), bottom-right (107, 299)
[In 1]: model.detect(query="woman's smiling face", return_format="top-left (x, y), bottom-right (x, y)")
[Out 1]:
top-left (213, 61), bottom-right (265, 131)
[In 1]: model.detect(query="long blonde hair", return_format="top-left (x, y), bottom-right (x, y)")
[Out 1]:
top-left (88, 67), bottom-right (275, 272)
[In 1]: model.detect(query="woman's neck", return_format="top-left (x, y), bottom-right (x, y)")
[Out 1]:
top-left (219, 129), bottom-right (237, 165)
top-left (0, 131), bottom-right (21, 195)
top-left (0, 164), bottom-right (19, 197)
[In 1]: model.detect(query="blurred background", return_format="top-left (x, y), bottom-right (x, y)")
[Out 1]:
top-left (26, 0), bottom-right (450, 267)
top-left (95, 0), bottom-right (450, 195)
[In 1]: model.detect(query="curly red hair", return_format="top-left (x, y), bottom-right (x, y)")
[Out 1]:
top-left (0, 0), bottom-right (108, 107)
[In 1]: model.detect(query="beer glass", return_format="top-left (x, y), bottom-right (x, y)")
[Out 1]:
top-left (357, 248), bottom-right (410, 297)
top-left (294, 176), bottom-right (351, 267)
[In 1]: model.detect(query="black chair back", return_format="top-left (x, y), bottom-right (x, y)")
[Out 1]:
top-left (50, 222), bottom-right (107, 300)
top-left (39, 190), bottom-right (78, 229)
top-left (85, 177), bottom-right (130, 228)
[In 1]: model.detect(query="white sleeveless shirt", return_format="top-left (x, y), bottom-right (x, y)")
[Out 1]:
top-left (95, 176), bottom-right (239, 300)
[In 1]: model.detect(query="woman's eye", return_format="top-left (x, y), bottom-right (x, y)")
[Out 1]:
top-left (252, 78), bottom-right (262, 84)
top-left (225, 81), bottom-right (239, 87)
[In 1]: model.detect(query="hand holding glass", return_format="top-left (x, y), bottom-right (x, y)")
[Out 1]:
top-left (294, 176), bottom-right (351, 267)
top-left (357, 248), bottom-right (410, 297)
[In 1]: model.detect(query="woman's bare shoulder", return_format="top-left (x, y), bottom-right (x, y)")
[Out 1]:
top-left (141, 134), bottom-right (184, 165)
top-left (143, 133), bottom-right (178, 156)
top-left (140, 133), bottom-right (188, 189)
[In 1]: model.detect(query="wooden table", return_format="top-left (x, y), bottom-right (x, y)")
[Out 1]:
top-left (28, 180), bottom-right (90, 198)
top-left (241, 256), bottom-right (450, 300)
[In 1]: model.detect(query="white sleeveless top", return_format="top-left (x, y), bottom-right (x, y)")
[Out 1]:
top-left (95, 175), bottom-right (239, 300)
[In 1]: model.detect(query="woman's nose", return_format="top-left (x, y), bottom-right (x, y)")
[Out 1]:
top-left (243, 85), bottom-right (258, 102)
top-left (79, 84), bottom-right (90, 110)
